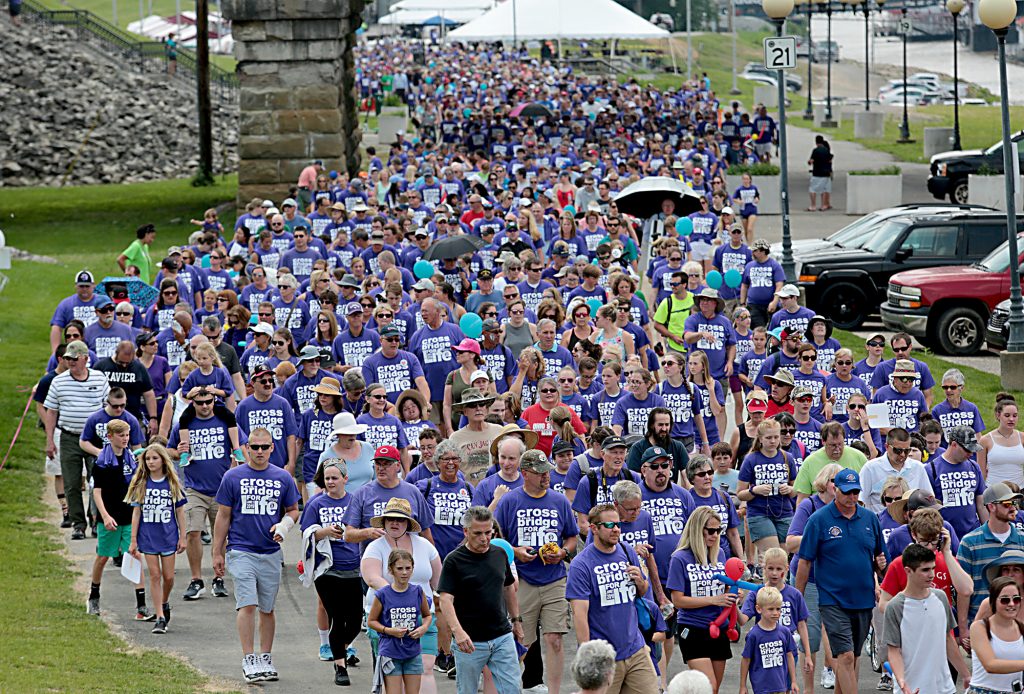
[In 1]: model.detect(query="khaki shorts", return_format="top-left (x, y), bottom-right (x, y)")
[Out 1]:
top-left (519, 577), bottom-right (569, 645)
top-left (185, 488), bottom-right (219, 534)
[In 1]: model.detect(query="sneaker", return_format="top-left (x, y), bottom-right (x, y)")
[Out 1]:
top-left (152, 617), bottom-right (168, 634)
top-left (182, 579), bottom-right (205, 600)
top-left (259, 653), bottom-right (278, 681)
top-left (447, 664), bottom-right (457, 680)
top-left (523, 686), bottom-right (549, 694)
top-left (821, 666), bottom-right (836, 689)
top-left (200, 530), bottom-right (212, 545)
top-left (135, 606), bottom-right (156, 622)
top-left (89, 521), bottom-right (98, 538)
top-left (60, 512), bottom-right (72, 529)
top-left (346, 647), bottom-right (359, 666)
top-left (334, 663), bottom-right (351, 686)
top-left (71, 528), bottom-right (86, 540)
top-left (242, 654), bottom-right (262, 683)
top-left (877, 673), bottom-right (893, 690)
top-left (211, 577), bottom-right (229, 597)
top-left (433, 653), bottom-right (452, 673)
top-left (86, 597), bottom-right (100, 615)
top-left (319, 644), bottom-right (333, 662)
top-left (113, 555), bottom-right (123, 568)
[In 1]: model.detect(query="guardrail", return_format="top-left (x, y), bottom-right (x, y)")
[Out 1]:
top-left (22, 0), bottom-right (238, 101)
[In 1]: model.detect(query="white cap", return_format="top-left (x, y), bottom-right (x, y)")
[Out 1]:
top-left (469, 370), bottom-right (491, 384)
top-left (251, 322), bottom-right (274, 336)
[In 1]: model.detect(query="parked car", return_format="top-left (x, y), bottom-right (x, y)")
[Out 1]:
top-left (811, 40), bottom-right (839, 63)
top-left (796, 35), bottom-right (810, 58)
top-left (928, 131), bottom-right (1024, 204)
top-left (796, 209), bottom-right (1011, 330)
top-left (881, 233), bottom-right (1024, 354)
top-left (987, 298), bottom-right (1010, 351)
top-left (878, 86), bottom-right (941, 106)
top-left (743, 62), bottom-right (803, 91)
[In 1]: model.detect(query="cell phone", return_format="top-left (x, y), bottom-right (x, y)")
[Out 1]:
top-left (1011, 679), bottom-right (1022, 693)
top-left (525, 548), bottom-right (538, 556)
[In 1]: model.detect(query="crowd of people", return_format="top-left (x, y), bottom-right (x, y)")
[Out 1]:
top-left (33, 36), bottom-right (1024, 694)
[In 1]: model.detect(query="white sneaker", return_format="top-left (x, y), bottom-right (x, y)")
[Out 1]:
top-left (821, 666), bottom-right (836, 689)
top-left (242, 654), bottom-right (261, 683)
top-left (259, 653), bottom-right (278, 681)
top-left (523, 686), bottom-right (549, 694)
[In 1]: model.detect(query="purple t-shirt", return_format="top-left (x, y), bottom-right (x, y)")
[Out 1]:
top-left (473, 473), bottom-right (525, 509)
top-left (215, 463), bottom-right (299, 554)
top-left (168, 414), bottom-right (233, 496)
top-left (792, 369), bottom-right (828, 421)
top-left (357, 411), bottom-right (409, 451)
top-left (741, 584), bottom-right (808, 635)
top-left (738, 450), bottom-right (797, 518)
top-left (537, 345), bottom-right (575, 379)
top-left (826, 373), bottom-right (872, 424)
top-left (767, 306), bottom-right (816, 335)
top-left (494, 487), bottom-right (579, 586)
top-left (689, 488), bottom-right (740, 558)
top-left (299, 407), bottom-right (335, 482)
top-left (741, 622), bottom-right (798, 694)
top-left (925, 455), bottom-right (986, 540)
top-left (343, 480), bottom-right (434, 553)
top-left (332, 328), bottom-right (381, 369)
top-left (361, 350), bottom-right (425, 403)
top-left (51, 293), bottom-right (106, 328)
top-left (281, 368), bottom-right (328, 416)
top-left (588, 389), bottom-right (625, 428)
top-left (695, 381), bottom-right (725, 445)
top-left (871, 385), bottom-right (928, 433)
top-left (80, 409), bottom-right (145, 450)
top-left (181, 366), bottom-right (234, 400)
top-left (235, 394), bottom-right (299, 469)
top-left (565, 542), bottom-right (647, 661)
top-left (793, 417), bottom-right (823, 458)
top-left (612, 392), bottom-right (668, 438)
top-left (683, 314), bottom-right (736, 380)
top-left (742, 259), bottom-right (785, 306)
top-left (133, 476), bottom-right (187, 555)
top-left (572, 468), bottom-right (642, 514)
top-left (84, 320), bottom-right (136, 359)
top-left (409, 321), bottom-right (465, 399)
top-left (931, 399), bottom-right (986, 444)
top-left (375, 583), bottom-right (425, 660)
top-left (666, 547), bottom-right (727, 628)
top-left (416, 476), bottom-right (473, 558)
top-left (299, 492), bottom-right (360, 570)
top-left (641, 483), bottom-right (697, 584)
top-left (656, 380), bottom-right (703, 439)
top-left (870, 357), bottom-right (935, 393)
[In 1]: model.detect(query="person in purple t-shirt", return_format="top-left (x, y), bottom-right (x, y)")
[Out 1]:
top-left (367, 549), bottom-right (432, 690)
top-left (740, 241), bottom-right (785, 329)
top-left (235, 369), bottom-right (299, 474)
top-left (408, 299), bottom-right (465, 436)
top-left (739, 587), bottom-right (799, 694)
top-left (213, 426), bottom-right (299, 684)
top-left (683, 289), bottom-right (736, 386)
top-left (50, 269), bottom-right (106, 350)
top-left (361, 324), bottom-right (429, 405)
top-left (925, 425), bottom-right (988, 540)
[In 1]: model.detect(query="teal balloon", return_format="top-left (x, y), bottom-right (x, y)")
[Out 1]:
top-left (724, 268), bottom-right (743, 289)
top-left (564, 205), bottom-right (576, 217)
top-left (586, 297), bottom-right (603, 317)
top-left (675, 217), bottom-right (693, 236)
top-left (459, 313), bottom-right (483, 339)
top-left (706, 271), bottom-right (723, 290)
top-left (428, 60), bottom-right (436, 68)
top-left (480, 83), bottom-right (488, 90)
top-left (462, 108), bottom-right (472, 117)
top-left (414, 260), bottom-right (434, 279)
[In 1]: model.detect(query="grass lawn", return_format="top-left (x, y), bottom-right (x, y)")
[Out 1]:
top-left (0, 177), bottom-right (238, 692)
top-left (834, 329), bottom-right (1024, 423)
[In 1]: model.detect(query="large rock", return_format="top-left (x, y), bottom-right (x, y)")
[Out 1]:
top-left (0, 24), bottom-right (239, 187)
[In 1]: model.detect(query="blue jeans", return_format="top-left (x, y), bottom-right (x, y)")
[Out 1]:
top-left (452, 632), bottom-right (520, 694)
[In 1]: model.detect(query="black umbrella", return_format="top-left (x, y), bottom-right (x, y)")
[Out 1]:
top-left (510, 102), bottom-right (557, 120)
top-left (421, 234), bottom-right (486, 261)
top-left (613, 176), bottom-right (703, 218)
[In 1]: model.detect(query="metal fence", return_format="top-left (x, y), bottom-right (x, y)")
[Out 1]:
top-left (22, 0), bottom-right (238, 102)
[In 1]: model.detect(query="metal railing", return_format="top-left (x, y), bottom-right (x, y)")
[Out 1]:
top-left (22, 0), bottom-right (238, 101)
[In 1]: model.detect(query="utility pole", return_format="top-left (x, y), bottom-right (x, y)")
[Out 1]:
top-left (194, 0), bottom-right (213, 186)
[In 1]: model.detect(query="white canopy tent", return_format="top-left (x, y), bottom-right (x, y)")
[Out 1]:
top-left (379, 8), bottom-right (486, 25)
top-left (389, 0), bottom-right (494, 10)
top-left (447, 0), bottom-right (671, 41)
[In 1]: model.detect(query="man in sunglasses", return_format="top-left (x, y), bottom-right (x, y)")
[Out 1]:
top-left (858, 427), bottom-right (934, 513)
top-left (235, 367), bottom-right (299, 480)
top-left (465, 268), bottom-right (502, 315)
top-left (871, 359), bottom-right (928, 435)
top-left (794, 421), bottom-right (867, 503)
top-left (361, 324), bottom-right (430, 405)
top-left (84, 297), bottom-right (136, 359)
top-left (869, 332), bottom-right (936, 408)
top-left (79, 387), bottom-right (146, 461)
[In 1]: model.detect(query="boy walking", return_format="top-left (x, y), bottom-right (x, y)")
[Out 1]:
top-left (740, 586), bottom-right (799, 694)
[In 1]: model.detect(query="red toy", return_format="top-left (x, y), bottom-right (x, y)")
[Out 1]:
top-left (708, 557), bottom-right (760, 641)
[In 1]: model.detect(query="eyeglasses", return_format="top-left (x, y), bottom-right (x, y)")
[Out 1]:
top-left (890, 447), bottom-right (911, 456)
top-left (107, 402), bottom-right (126, 410)
top-left (273, 340), bottom-right (287, 346)
top-left (646, 462), bottom-right (672, 470)
top-left (194, 399), bottom-right (215, 406)
top-left (249, 443), bottom-right (272, 451)
top-left (694, 469), bottom-right (714, 478)
top-left (504, 294), bottom-right (518, 299)
top-left (383, 336), bottom-right (400, 343)
top-left (98, 305), bottom-right (115, 313)
top-left (484, 311), bottom-right (498, 317)
top-left (866, 340), bottom-right (885, 348)
top-left (594, 521), bottom-right (622, 529)
top-left (510, 309), bottom-right (525, 315)
top-left (730, 230), bottom-right (743, 234)
top-left (800, 355), bottom-right (817, 361)
top-left (780, 428), bottom-right (796, 435)
top-left (895, 377), bottom-right (915, 384)
top-left (703, 526), bottom-right (724, 535)
top-left (669, 256), bottom-right (682, 262)
top-left (835, 360), bottom-right (853, 366)
top-left (558, 378), bottom-right (575, 384)
top-left (848, 403), bottom-right (866, 410)
top-left (687, 273), bottom-right (701, 278)
top-left (881, 495), bottom-right (901, 504)
top-left (999, 595), bottom-right (1023, 605)
top-left (317, 318), bottom-right (331, 324)
top-left (539, 388), bottom-right (558, 394)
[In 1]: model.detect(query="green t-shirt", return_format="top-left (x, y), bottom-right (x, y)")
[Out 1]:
top-left (653, 293), bottom-right (694, 353)
top-left (120, 239), bottom-right (153, 284)
top-left (793, 446), bottom-right (868, 496)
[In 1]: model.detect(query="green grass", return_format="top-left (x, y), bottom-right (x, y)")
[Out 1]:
top-left (834, 328), bottom-right (1023, 427)
top-left (0, 177), bottom-right (237, 692)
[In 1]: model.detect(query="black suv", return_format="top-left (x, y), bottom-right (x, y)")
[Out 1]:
top-left (796, 207), bottom-right (1009, 329)
top-left (927, 130), bottom-right (1024, 204)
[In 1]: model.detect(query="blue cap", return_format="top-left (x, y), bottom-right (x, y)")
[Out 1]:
top-left (640, 446), bottom-right (671, 465)
top-left (834, 468), bottom-right (861, 494)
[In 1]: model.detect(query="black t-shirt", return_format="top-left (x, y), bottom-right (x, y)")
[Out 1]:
top-left (438, 544), bottom-right (515, 643)
top-left (810, 144), bottom-right (833, 177)
top-left (92, 462), bottom-right (134, 526)
top-left (94, 358), bottom-right (153, 420)
top-left (214, 341), bottom-right (241, 376)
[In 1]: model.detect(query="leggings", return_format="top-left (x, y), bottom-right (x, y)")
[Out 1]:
top-left (314, 573), bottom-right (364, 661)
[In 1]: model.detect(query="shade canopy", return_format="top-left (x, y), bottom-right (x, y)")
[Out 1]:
top-left (447, 0), bottom-right (671, 41)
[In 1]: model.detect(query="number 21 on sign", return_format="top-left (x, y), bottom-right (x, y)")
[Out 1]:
top-left (763, 37), bottom-right (797, 70)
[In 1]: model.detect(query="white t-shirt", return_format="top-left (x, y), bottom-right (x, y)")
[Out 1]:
top-left (363, 535), bottom-right (440, 612)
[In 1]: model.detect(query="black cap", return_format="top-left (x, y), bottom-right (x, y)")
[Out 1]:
top-left (602, 436), bottom-right (628, 449)
top-left (478, 269), bottom-right (494, 281)
top-left (551, 441), bottom-right (575, 456)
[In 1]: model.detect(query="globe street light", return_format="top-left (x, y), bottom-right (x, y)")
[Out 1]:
top-left (947, 0), bottom-right (965, 150)
top-left (763, 0), bottom-right (796, 282)
top-left (980, 0), bottom-right (1023, 352)
top-left (820, 0), bottom-right (837, 127)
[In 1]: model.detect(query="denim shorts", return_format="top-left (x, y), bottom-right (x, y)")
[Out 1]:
top-left (370, 619), bottom-right (438, 657)
top-left (746, 513), bottom-right (793, 544)
top-left (801, 580), bottom-right (823, 653)
top-left (386, 654), bottom-right (424, 675)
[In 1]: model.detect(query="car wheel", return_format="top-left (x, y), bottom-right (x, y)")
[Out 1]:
top-left (818, 282), bottom-right (868, 330)
top-left (935, 307), bottom-right (985, 355)
top-left (950, 179), bottom-right (969, 205)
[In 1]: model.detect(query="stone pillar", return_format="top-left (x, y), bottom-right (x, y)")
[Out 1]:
top-left (223, 0), bottom-right (365, 208)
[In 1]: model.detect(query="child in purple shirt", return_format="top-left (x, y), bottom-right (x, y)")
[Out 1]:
top-left (366, 549), bottom-right (432, 686)
top-left (740, 586), bottom-right (798, 694)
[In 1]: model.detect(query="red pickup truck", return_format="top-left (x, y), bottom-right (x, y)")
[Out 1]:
top-left (880, 238), bottom-right (1023, 355)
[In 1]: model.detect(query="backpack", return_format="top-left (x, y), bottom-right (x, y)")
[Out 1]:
top-left (586, 467), bottom-right (632, 509)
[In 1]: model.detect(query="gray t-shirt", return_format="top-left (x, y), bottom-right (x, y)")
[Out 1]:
top-left (882, 588), bottom-right (956, 694)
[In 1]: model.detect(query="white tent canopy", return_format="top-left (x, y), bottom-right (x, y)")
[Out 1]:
top-left (447, 0), bottom-right (670, 41)
top-left (379, 8), bottom-right (485, 25)
top-left (390, 0), bottom-right (494, 9)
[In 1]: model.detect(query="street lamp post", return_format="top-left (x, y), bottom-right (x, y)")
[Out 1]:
top-left (980, 0), bottom-right (1024, 352)
top-left (731, 0), bottom-right (742, 94)
top-left (897, 7), bottom-right (914, 142)
top-left (849, 0), bottom-right (868, 110)
top-left (802, 0), bottom-right (815, 119)
top-left (947, 0), bottom-right (965, 150)
top-left (763, 0), bottom-right (796, 282)
top-left (821, 1), bottom-right (837, 126)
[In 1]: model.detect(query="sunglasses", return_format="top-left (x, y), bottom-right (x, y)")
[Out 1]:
top-left (162, 290), bottom-right (178, 296)
top-left (273, 340), bottom-right (287, 346)
top-left (256, 378), bottom-right (275, 386)
top-left (669, 257), bottom-right (682, 262)
top-left (942, 384), bottom-right (960, 390)
top-left (317, 318), bottom-right (331, 324)
top-left (504, 294), bottom-right (518, 299)
top-left (510, 309), bottom-right (524, 315)
top-left (693, 469), bottom-right (714, 478)
top-left (780, 428), bottom-right (796, 435)
top-left (539, 388), bottom-right (558, 394)
top-left (484, 311), bottom-right (498, 317)
top-left (866, 340), bottom-right (885, 348)
top-left (835, 360), bottom-right (853, 366)
top-left (369, 394), bottom-right (387, 400)
top-left (383, 336), bottom-right (400, 343)
top-left (893, 345), bottom-right (910, 352)
top-left (895, 377), bottom-right (915, 383)
top-left (377, 312), bottom-right (394, 318)
top-left (998, 500), bottom-right (1020, 509)
top-left (194, 399), bottom-right (215, 406)
top-left (249, 443), bottom-right (272, 451)
top-left (890, 447), bottom-right (911, 455)
top-left (703, 526), bottom-right (724, 536)
top-left (107, 402), bottom-right (126, 410)
top-left (646, 462), bottom-right (672, 470)
top-left (594, 521), bottom-right (622, 529)
top-left (848, 403), bottom-right (866, 410)
top-left (881, 495), bottom-right (901, 504)
top-left (999, 595), bottom-right (1023, 605)
top-left (670, 281), bottom-right (682, 287)
top-left (63, 355), bottom-right (82, 362)
top-left (800, 355), bottom-right (817, 361)
top-left (98, 306), bottom-right (115, 313)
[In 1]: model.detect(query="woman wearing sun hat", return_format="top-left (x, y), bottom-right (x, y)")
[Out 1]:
top-left (316, 411), bottom-right (373, 493)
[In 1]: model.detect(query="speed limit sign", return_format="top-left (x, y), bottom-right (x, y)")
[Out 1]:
top-left (763, 37), bottom-right (797, 70)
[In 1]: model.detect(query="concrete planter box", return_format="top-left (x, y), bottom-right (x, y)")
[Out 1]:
top-left (846, 173), bottom-right (902, 214)
top-left (923, 127), bottom-right (955, 159)
top-left (377, 107), bottom-right (408, 146)
top-left (969, 174), bottom-right (1022, 211)
top-left (854, 111), bottom-right (885, 139)
top-left (754, 175), bottom-right (781, 215)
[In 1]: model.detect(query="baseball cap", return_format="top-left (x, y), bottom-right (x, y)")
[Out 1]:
top-left (775, 284), bottom-right (800, 298)
top-left (75, 270), bottom-right (95, 285)
top-left (984, 481), bottom-right (1024, 505)
top-left (477, 269), bottom-right (494, 281)
top-left (640, 446), bottom-right (672, 466)
top-left (282, 198), bottom-right (297, 208)
top-left (482, 318), bottom-right (501, 332)
top-left (792, 384), bottom-right (816, 400)
top-left (752, 239), bottom-right (771, 252)
top-left (833, 468), bottom-right (861, 494)
top-left (251, 322), bottom-right (274, 337)
top-left (373, 445), bottom-right (401, 463)
top-left (297, 345), bottom-right (321, 362)
top-left (95, 296), bottom-right (115, 310)
top-left (603, 436), bottom-right (628, 450)
top-left (948, 425), bottom-right (982, 453)
top-left (379, 324), bottom-right (402, 339)
top-left (520, 450), bottom-right (554, 474)
top-left (250, 366), bottom-right (274, 381)
top-left (413, 279), bottom-right (435, 292)
top-left (551, 441), bottom-right (576, 457)
top-left (721, 206), bottom-right (735, 216)
top-left (65, 340), bottom-right (90, 358)
top-left (345, 302), bottom-right (364, 315)
top-left (414, 228), bottom-right (430, 237)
